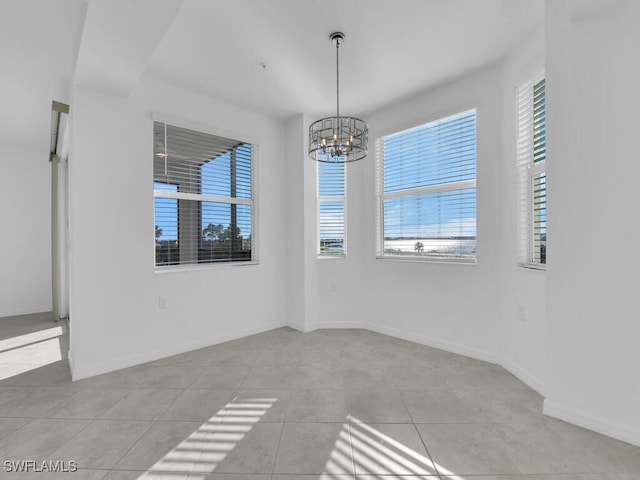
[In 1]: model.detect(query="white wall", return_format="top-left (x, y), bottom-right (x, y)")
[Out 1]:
top-left (285, 114), bottom-right (367, 332)
top-left (68, 78), bottom-right (288, 379)
top-left (544, 0), bottom-right (640, 446)
top-left (315, 154), bottom-right (368, 329)
top-left (284, 114), bottom-right (322, 332)
top-left (0, 0), bottom-right (86, 318)
top-left (316, 66), bottom-right (507, 363)
top-left (284, 116), bottom-right (307, 331)
top-left (0, 142), bottom-right (52, 317)
top-left (499, 28), bottom-right (548, 394)
top-left (0, 76), bottom-right (74, 318)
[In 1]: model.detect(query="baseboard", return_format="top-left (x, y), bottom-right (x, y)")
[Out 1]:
top-left (544, 398), bottom-right (640, 447)
top-left (366, 323), bottom-right (502, 365)
top-left (286, 320), bottom-right (308, 333)
top-left (67, 350), bottom-right (74, 377)
top-left (363, 324), bottom-right (545, 395)
top-left (305, 321), bottom-right (366, 332)
top-left (0, 306), bottom-right (53, 319)
top-left (287, 320), bottom-right (366, 333)
top-left (70, 320), bottom-right (286, 380)
top-left (500, 356), bottom-right (546, 396)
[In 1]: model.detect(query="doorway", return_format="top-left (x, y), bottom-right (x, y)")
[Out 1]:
top-left (50, 101), bottom-right (69, 323)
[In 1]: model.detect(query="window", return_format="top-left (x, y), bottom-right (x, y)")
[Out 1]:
top-left (153, 122), bottom-right (254, 267)
top-left (517, 74), bottom-right (546, 267)
top-left (376, 110), bottom-right (477, 262)
top-left (318, 162), bottom-right (345, 256)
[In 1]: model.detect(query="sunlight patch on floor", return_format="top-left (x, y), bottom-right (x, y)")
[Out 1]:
top-left (323, 423), bottom-right (356, 475)
top-left (350, 422), bottom-right (436, 474)
top-left (132, 391), bottom-right (464, 478)
top-left (137, 397), bottom-right (276, 479)
top-left (0, 326), bottom-right (63, 380)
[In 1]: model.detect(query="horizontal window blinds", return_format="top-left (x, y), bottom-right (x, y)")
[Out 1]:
top-left (516, 74), bottom-right (546, 266)
top-left (318, 161), bottom-right (345, 256)
top-left (377, 110), bottom-right (477, 261)
top-left (153, 122), bottom-right (254, 267)
top-left (382, 112), bottom-right (476, 193)
top-left (533, 79), bottom-right (546, 166)
top-left (532, 79), bottom-right (547, 264)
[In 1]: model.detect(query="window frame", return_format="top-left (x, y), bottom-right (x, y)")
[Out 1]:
top-left (152, 117), bottom-right (258, 271)
top-left (375, 109), bottom-right (478, 264)
top-left (516, 72), bottom-right (546, 270)
top-left (154, 181), bottom-right (180, 267)
top-left (317, 161), bottom-right (347, 258)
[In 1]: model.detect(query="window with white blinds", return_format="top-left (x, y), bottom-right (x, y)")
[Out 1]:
top-left (318, 161), bottom-right (345, 256)
top-left (153, 121), bottom-right (254, 267)
top-left (376, 109), bottom-right (477, 262)
top-left (517, 74), bottom-right (546, 267)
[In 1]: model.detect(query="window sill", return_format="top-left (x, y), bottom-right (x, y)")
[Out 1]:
top-left (154, 261), bottom-right (259, 274)
top-left (376, 255), bottom-right (477, 266)
top-left (518, 263), bottom-right (546, 272)
top-left (317, 255), bottom-right (347, 260)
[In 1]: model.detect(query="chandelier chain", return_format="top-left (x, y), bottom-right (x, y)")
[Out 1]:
top-left (335, 35), bottom-right (340, 119)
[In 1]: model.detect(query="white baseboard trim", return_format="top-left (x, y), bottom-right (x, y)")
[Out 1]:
top-left (286, 320), bottom-right (308, 333)
top-left (67, 350), bottom-right (74, 377)
top-left (500, 356), bottom-right (546, 396)
top-left (366, 323), bottom-right (502, 365)
top-left (305, 321), bottom-right (366, 332)
top-left (70, 320), bottom-right (286, 381)
top-left (287, 320), bottom-right (366, 333)
top-left (544, 398), bottom-right (640, 447)
top-left (0, 307), bottom-right (53, 319)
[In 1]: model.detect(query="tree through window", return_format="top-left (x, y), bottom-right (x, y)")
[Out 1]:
top-left (153, 122), bottom-right (254, 267)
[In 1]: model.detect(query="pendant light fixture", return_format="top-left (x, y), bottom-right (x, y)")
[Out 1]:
top-left (308, 32), bottom-right (368, 163)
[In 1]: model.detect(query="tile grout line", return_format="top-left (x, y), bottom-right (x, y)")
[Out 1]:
top-left (344, 382), bottom-right (357, 479)
top-left (97, 373), bottom-right (208, 474)
top-left (398, 376), bottom-right (444, 479)
top-left (4, 325), bottom-right (640, 477)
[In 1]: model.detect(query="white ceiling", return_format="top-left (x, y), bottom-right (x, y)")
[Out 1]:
top-left (1, 0), bottom-right (544, 148)
top-left (145, 0), bottom-right (545, 119)
top-left (0, 0), bottom-right (86, 147)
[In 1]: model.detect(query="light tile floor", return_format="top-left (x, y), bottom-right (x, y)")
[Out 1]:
top-left (1, 313), bottom-right (639, 479)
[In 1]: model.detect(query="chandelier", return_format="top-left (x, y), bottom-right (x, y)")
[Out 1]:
top-left (308, 32), bottom-right (368, 163)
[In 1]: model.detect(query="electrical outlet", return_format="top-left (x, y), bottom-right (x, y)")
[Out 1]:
top-left (518, 306), bottom-right (526, 322)
top-left (158, 296), bottom-right (167, 309)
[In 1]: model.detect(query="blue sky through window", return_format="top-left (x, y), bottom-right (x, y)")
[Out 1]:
top-left (154, 182), bottom-right (177, 241)
top-left (381, 110), bottom-right (476, 241)
top-left (383, 189), bottom-right (477, 239)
